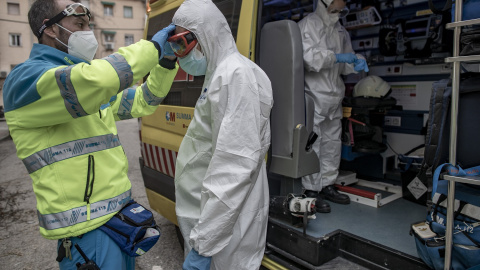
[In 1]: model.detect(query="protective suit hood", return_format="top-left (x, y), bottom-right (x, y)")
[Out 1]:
top-left (315, 0), bottom-right (339, 26)
top-left (173, 0), bottom-right (238, 80)
top-left (320, 0), bottom-right (334, 6)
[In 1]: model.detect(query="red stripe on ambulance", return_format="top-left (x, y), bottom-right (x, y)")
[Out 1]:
top-left (157, 146), bottom-right (167, 175)
top-left (150, 144), bottom-right (159, 171)
top-left (161, 148), bottom-right (171, 176)
top-left (141, 142), bottom-right (177, 178)
top-left (168, 150), bottom-right (176, 175)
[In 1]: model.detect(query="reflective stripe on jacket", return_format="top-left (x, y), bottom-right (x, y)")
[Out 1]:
top-left (3, 40), bottom-right (178, 239)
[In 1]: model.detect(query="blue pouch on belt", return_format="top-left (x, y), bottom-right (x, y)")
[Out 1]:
top-left (99, 200), bottom-right (160, 257)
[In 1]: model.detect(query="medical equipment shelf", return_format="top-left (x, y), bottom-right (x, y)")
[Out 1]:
top-left (442, 0), bottom-right (480, 269)
top-left (442, 175), bottom-right (480, 185)
top-left (446, 18), bottom-right (480, 29)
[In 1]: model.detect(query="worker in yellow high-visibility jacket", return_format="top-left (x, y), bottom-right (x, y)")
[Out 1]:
top-left (2, 0), bottom-right (178, 269)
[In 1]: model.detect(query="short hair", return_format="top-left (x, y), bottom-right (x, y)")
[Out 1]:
top-left (28, 0), bottom-right (80, 43)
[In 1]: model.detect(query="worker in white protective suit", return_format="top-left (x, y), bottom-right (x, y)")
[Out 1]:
top-left (170, 0), bottom-right (273, 269)
top-left (298, 0), bottom-right (369, 213)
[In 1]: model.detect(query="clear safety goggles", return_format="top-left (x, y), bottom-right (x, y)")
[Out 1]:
top-left (37, 3), bottom-right (91, 38)
top-left (167, 31), bottom-right (198, 58)
top-left (330, 7), bottom-right (349, 18)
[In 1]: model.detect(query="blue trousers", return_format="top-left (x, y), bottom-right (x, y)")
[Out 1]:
top-left (58, 228), bottom-right (135, 270)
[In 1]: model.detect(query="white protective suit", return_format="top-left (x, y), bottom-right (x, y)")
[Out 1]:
top-left (173, 0), bottom-right (274, 269)
top-left (298, 0), bottom-right (364, 191)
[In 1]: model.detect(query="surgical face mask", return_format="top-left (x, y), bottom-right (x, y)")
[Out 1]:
top-left (178, 46), bottom-right (207, 76)
top-left (327, 12), bottom-right (340, 24)
top-left (55, 24), bottom-right (98, 62)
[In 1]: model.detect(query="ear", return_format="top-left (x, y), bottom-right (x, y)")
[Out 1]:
top-left (42, 19), bottom-right (58, 39)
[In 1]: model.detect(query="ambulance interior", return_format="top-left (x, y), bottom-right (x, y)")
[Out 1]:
top-left (257, 0), bottom-right (479, 268)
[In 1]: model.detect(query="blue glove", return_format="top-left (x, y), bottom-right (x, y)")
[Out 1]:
top-left (183, 248), bottom-right (212, 270)
top-left (354, 58), bottom-right (369, 72)
top-left (151, 23), bottom-right (176, 59)
top-left (335, 53), bottom-right (357, 64)
top-left (163, 41), bottom-right (175, 57)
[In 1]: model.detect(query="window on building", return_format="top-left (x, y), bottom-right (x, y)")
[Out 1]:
top-left (9, 33), bottom-right (21, 47)
top-left (125, 35), bottom-right (134, 46)
top-left (7, 3), bottom-right (20, 15)
top-left (103, 32), bottom-right (115, 50)
top-left (124, 6), bottom-right (133, 18)
top-left (105, 33), bottom-right (115, 42)
top-left (104, 4), bottom-right (114, 16)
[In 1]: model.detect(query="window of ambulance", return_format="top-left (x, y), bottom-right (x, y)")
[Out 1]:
top-left (146, 0), bottom-right (242, 108)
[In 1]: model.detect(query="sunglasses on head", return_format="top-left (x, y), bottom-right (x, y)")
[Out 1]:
top-left (167, 30), bottom-right (198, 58)
top-left (38, 3), bottom-right (91, 38)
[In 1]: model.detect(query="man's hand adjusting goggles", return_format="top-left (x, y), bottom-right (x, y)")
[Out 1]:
top-left (167, 30), bottom-right (198, 58)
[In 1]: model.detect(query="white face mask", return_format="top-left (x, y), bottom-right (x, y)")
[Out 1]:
top-left (327, 12), bottom-right (340, 24)
top-left (56, 24), bottom-right (98, 62)
top-left (178, 46), bottom-right (207, 76)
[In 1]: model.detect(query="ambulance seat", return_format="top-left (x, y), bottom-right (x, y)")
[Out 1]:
top-left (259, 20), bottom-right (319, 178)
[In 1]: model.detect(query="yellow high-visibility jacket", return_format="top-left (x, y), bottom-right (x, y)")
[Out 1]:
top-left (3, 40), bottom-right (178, 239)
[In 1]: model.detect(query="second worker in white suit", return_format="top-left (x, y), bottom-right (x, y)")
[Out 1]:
top-left (298, 0), bottom-right (369, 213)
top-left (169, 0), bottom-right (274, 269)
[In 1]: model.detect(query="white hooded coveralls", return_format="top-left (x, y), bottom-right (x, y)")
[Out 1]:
top-left (298, 0), bottom-right (363, 191)
top-left (173, 0), bottom-right (274, 269)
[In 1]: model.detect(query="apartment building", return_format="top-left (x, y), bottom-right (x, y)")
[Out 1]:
top-left (0, 0), bottom-right (147, 110)
top-left (87, 0), bottom-right (147, 58)
top-left (0, 0), bottom-right (35, 83)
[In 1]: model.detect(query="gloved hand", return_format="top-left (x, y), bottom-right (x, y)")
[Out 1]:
top-left (335, 53), bottom-right (357, 64)
top-left (151, 23), bottom-right (176, 60)
top-left (354, 58), bottom-right (369, 72)
top-left (163, 41), bottom-right (175, 57)
top-left (182, 248), bottom-right (212, 270)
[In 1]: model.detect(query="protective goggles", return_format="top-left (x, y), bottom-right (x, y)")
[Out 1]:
top-left (37, 3), bottom-right (91, 38)
top-left (330, 7), bottom-right (349, 18)
top-left (167, 31), bottom-right (198, 58)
